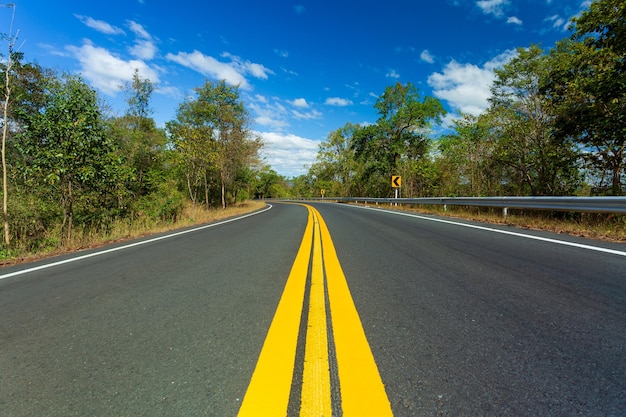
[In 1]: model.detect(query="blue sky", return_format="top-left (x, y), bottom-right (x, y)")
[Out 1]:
top-left (3, 0), bottom-right (590, 177)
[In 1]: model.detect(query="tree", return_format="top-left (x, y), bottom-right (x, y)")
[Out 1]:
top-left (124, 68), bottom-right (154, 131)
top-left (310, 123), bottom-right (359, 196)
top-left (487, 45), bottom-right (581, 195)
top-left (20, 74), bottom-right (120, 241)
top-left (0, 3), bottom-right (18, 248)
top-left (435, 114), bottom-right (501, 196)
top-left (352, 82), bottom-right (446, 196)
top-left (167, 81), bottom-right (262, 209)
top-left (114, 70), bottom-right (166, 199)
top-left (544, 0), bottom-right (626, 194)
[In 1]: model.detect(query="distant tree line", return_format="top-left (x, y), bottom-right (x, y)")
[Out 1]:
top-left (0, 54), bottom-right (289, 255)
top-left (295, 0), bottom-right (625, 199)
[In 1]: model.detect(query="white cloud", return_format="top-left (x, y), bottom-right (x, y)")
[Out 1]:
top-left (476, 0), bottom-right (509, 17)
top-left (255, 94), bottom-right (269, 104)
top-left (165, 50), bottom-right (273, 91)
top-left (420, 49), bottom-right (435, 64)
top-left (222, 52), bottom-right (275, 80)
top-left (75, 15), bottom-right (125, 35)
top-left (66, 40), bottom-right (160, 95)
top-left (386, 69), bottom-right (400, 79)
top-left (291, 109), bottom-right (322, 120)
top-left (246, 62), bottom-right (272, 79)
top-left (249, 99), bottom-right (289, 130)
top-left (166, 50), bottom-right (250, 89)
top-left (121, 21), bottom-right (158, 60)
top-left (127, 20), bottom-right (151, 40)
top-left (274, 49), bottom-right (289, 58)
top-left (507, 16), bottom-right (522, 25)
top-left (290, 98), bottom-right (309, 108)
top-left (129, 39), bottom-right (157, 60)
top-left (427, 50), bottom-right (516, 115)
top-left (325, 97), bottom-right (353, 106)
top-left (258, 131), bottom-right (319, 177)
top-left (545, 14), bottom-right (567, 30)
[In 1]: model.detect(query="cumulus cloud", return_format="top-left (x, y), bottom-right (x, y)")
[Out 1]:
top-left (476, 0), bottom-right (509, 17)
top-left (66, 40), bottom-right (160, 95)
top-left (507, 16), bottom-right (522, 25)
top-left (258, 131), bottom-right (319, 177)
top-left (166, 50), bottom-right (272, 90)
top-left (290, 98), bottom-right (309, 108)
top-left (427, 49), bottom-right (516, 115)
top-left (325, 97), bottom-right (353, 106)
top-left (420, 49), bottom-right (435, 64)
top-left (75, 15), bottom-right (125, 35)
top-left (167, 50), bottom-right (248, 87)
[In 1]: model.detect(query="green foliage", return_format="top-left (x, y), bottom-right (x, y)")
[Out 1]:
top-left (17, 73), bottom-right (123, 240)
top-left (543, 0), bottom-right (626, 194)
top-left (133, 178), bottom-right (185, 223)
top-left (486, 45), bottom-right (582, 195)
top-left (253, 167), bottom-right (287, 199)
top-left (352, 82), bottom-right (446, 196)
top-left (167, 80), bottom-right (262, 208)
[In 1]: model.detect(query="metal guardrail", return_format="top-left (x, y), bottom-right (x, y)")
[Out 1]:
top-left (284, 196), bottom-right (626, 215)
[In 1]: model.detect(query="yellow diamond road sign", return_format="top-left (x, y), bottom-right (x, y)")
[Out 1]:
top-left (391, 176), bottom-right (401, 188)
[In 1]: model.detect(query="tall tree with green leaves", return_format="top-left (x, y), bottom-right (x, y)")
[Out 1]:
top-left (20, 74), bottom-right (120, 241)
top-left (352, 82), bottom-right (446, 196)
top-left (114, 69), bottom-right (166, 198)
top-left (544, 0), bottom-right (626, 194)
top-left (310, 123), bottom-right (359, 196)
top-left (435, 114), bottom-right (501, 196)
top-left (487, 45), bottom-right (581, 195)
top-left (167, 81), bottom-right (262, 209)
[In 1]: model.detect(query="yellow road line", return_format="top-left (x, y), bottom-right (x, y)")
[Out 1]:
top-left (238, 204), bottom-right (393, 416)
top-left (237, 207), bottom-right (313, 416)
top-left (300, 210), bottom-right (332, 416)
top-left (316, 207), bottom-right (394, 416)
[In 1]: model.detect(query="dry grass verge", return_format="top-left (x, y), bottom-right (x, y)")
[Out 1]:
top-left (355, 203), bottom-right (626, 243)
top-left (0, 200), bottom-right (267, 267)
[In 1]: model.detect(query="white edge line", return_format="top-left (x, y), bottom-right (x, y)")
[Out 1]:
top-left (348, 204), bottom-right (626, 257)
top-left (0, 204), bottom-right (273, 280)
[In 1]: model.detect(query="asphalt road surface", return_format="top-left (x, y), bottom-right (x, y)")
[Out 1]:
top-left (1, 202), bottom-right (625, 416)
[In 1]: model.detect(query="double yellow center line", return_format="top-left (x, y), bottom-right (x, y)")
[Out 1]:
top-left (238, 204), bottom-right (393, 416)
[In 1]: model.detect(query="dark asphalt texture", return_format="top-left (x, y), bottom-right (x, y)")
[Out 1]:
top-left (1, 202), bottom-right (625, 416)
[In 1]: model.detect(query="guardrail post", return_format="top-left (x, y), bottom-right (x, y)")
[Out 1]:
top-left (503, 207), bottom-right (509, 219)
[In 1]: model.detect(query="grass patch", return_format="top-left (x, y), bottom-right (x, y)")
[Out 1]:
top-left (358, 203), bottom-right (626, 243)
top-left (0, 200), bottom-right (267, 267)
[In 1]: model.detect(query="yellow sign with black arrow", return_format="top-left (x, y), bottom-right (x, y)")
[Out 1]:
top-left (391, 175), bottom-right (401, 188)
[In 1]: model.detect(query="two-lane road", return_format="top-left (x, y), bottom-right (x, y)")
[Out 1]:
top-left (1, 202), bottom-right (625, 416)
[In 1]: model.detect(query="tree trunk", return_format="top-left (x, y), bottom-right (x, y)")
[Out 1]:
top-left (2, 60), bottom-right (10, 249)
top-left (204, 170), bottom-right (209, 210)
top-left (221, 180), bottom-right (226, 209)
top-left (1, 30), bottom-right (13, 249)
top-left (67, 177), bottom-right (73, 243)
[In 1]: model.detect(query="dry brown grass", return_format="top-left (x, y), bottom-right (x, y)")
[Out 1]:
top-left (359, 203), bottom-right (626, 243)
top-left (0, 200), bottom-right (267, 267)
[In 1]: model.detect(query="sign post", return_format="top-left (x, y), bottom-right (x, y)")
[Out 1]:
top-left (391, 176), bottom-right (401, 204)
